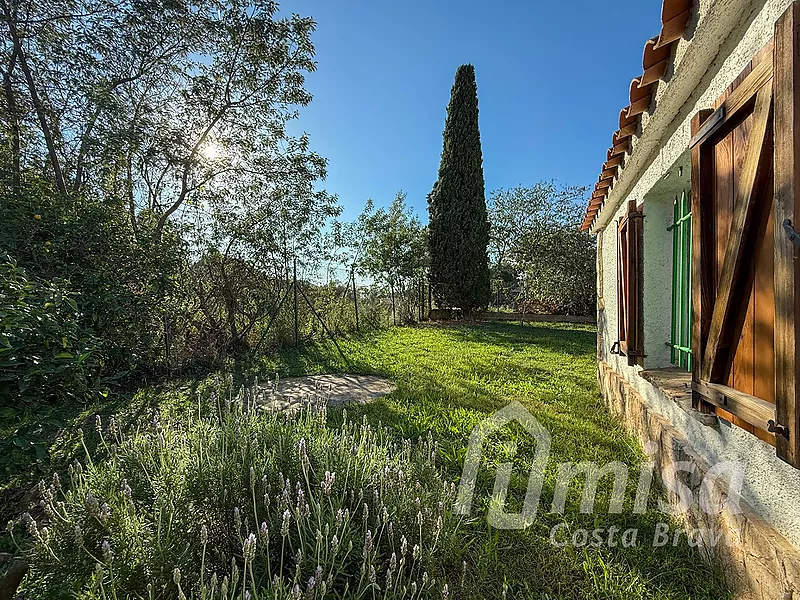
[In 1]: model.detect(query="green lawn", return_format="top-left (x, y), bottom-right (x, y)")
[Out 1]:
top-left (253, 322), bottom-right (730, 599)
top-left (1, 322), bottom-right (730, 599)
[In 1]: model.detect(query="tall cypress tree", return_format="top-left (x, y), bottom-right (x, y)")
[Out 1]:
top-left (428, 64), bottom-right (491, 312)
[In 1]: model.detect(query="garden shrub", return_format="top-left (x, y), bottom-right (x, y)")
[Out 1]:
top-left (12, 387), bottom-right (465, 599)
top-left (0, 254), bottom-right (99, 407)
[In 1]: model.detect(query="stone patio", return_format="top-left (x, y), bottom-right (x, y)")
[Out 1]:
top-left (255, 374), bottom-right (396, 413)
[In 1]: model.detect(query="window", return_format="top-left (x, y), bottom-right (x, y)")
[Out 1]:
top-left (616, 200), bottom-right (644, 366)
top-left (669, 190), bottom-right (692, 371)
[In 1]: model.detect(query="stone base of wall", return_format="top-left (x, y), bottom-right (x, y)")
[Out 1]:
top-left (598, 361), bottom-right (800, 600)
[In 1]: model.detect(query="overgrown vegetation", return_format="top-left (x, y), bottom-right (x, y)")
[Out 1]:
top-left (488, 184), bottom-right (596, 315)
top-left (0, 0), bottom-right (432, 409)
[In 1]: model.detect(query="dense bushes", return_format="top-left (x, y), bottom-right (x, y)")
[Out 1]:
top-left (0, 177), bottom-right (189, 373)
top-left (13, 389), bottom-right (464, 598)
top-left (488, 184), bottom-right (596, 316)
top-left (0, 254), bottom-right (99, 406)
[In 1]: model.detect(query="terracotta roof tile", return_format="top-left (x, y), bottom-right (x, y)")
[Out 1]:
top-left (581, 0), bottom-right (693, 231)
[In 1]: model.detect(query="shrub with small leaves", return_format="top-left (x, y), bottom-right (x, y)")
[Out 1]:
top-left (11, 385), bottom-right (465, 598)
top-left (0, 253), bottom-right (99, 407)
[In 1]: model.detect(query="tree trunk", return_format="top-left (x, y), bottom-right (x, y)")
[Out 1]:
top-left (2, 49), bottom-right (20, 194)
top-left (2, 4), bottom-right (68, 196)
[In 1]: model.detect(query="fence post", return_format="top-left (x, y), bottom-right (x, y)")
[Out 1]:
top-left (418, 279), bottom-right (423, 321)
top-left (390, 282), bottom-right (396, 326)
top-left (163, 314), bottom-right (171, 375)
top-left (351, 267), bottom-right (360, 332)
top-left (293, 258), bottom-right (299, 347)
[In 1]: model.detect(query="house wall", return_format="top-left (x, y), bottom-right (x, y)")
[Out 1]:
top-left (595, 0), bottom-right (800, 596)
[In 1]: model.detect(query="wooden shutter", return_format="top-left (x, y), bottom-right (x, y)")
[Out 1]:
top-left (690, 3), bottom-right (800, 468)
top-left (774, 2), bottom-right (800, 467)
top-left (617, 200), bottom-right (644, 366)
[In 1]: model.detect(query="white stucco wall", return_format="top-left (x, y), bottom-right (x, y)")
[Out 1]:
top-left (595, 0), bottom-right (800, 549)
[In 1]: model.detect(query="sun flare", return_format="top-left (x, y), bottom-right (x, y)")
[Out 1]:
top-left (200, 140), bottom-right (222, 160)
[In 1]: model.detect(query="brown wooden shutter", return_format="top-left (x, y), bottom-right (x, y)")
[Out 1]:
top-left (689, 3), bottom-right (800, 468)
top-left (617, 200), bottom-right (644, 366)
top-left (774, 2), bottom-right (800, 467)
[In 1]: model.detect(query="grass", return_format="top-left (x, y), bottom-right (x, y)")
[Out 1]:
top-left (1, 322), bottom-right (731, 599)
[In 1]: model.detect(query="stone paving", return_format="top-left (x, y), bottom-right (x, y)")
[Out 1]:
top-left (255, 374), bottom-right (396, 413)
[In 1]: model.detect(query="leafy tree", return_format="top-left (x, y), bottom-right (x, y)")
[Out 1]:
top-left (192, 145), bottom-right (340, 355)
top-left (0, 0), bottom-right (331, 372)
top-left (1, 0), bottom-right (318, 240)
top-left (427, 64), bottom-right (490, 312)
top-left (358, 193), bottom-right (426, 324)
top-left (487, 183), bottom-right (595, 315)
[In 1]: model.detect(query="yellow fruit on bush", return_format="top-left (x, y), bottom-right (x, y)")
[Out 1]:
top-left (34, 214), bottom-right (41, 220)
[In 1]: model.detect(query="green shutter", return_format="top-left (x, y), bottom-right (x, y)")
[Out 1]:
top-left (670, 190), bottom-right (693, 371)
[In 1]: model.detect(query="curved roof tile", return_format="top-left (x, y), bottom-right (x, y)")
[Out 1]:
top-left (581, 0), bottom-right (693, 231)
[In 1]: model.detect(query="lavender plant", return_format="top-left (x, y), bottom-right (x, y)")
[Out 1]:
top-left (10, 387), bottom-right (464, 599)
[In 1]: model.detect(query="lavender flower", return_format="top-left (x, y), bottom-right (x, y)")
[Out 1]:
top-left (85, 492), bottom-right (100, 517)
top-left (101, 540), bottom-right (113, 562)
top-left (99, 503), bottom-right (111, 523)
top-left (22, 513), bottom-right (39, 541)
top-left (364, 530), bottom-right (373, 557)
top-left (260, 521), bottom-right (269, 544)
top-left (243, 533), bottom-right (256, 561)
top-left (297, 438), bottom-right (310, 471)
top-left (281, 509), bottom-right (291, 537)
top-left (320, 471), bottom-right (335, 495)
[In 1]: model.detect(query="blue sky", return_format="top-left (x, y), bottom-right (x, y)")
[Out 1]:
top-left (287, 1), bottom-right (664, 222)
